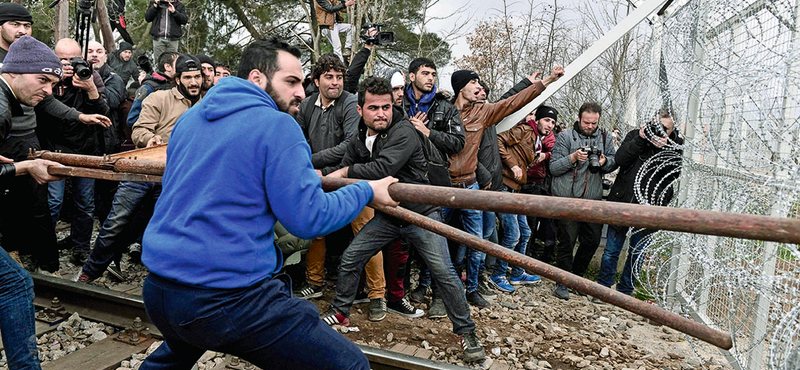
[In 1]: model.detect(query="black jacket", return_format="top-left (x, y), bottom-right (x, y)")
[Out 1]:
top-left (401, 88), bottom-right (465, 158)
top-left (608, 128), bottom-right (684, 225)
top-left (344, 47), bottom-right (370, 94)
top-left (145, 0), bottom-right (188, 40)
top-left (296, 90), bottom-right (360, 173)
top-left (336, 107), bottom-right (437, 217)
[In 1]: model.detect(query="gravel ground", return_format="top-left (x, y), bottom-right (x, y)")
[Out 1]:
top-left (12, 228), bottom-right (734, 370)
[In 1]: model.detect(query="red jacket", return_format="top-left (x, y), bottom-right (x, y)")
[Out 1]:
top-left (525, 119), bottom-right (555, 183)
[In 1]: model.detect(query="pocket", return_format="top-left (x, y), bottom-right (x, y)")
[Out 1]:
top-left (178, 307), bottom-right (240, 347)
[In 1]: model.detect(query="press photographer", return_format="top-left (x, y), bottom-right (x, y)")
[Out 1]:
top-left (145, 0), bottom-right (187, 62)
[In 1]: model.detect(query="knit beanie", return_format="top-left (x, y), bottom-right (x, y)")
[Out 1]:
top-left (451, 70), bottom-right (479, 95)
top-left (2, 36), bottom-right (62, 79)
top-left (118, 41), bottom-right (133, 52)
top-left (0, 3), bottom-right (33, 25)
top-left (196, 54), bottom-right (215, 70)
top-left (535, 105), bottom-right (559, 123)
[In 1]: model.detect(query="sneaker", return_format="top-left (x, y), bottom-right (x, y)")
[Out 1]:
top-left (509, 272), bottom-right (541, 285)
top-left (8, 251), bottom-right (22, 266)
top-left (408, 285), bottom-right (428, 303)
top-left (477, 276), bottom-right (497, 300)
top-left (460, 330), bottom-right (486, 362)
top-left (369, 298), bottom-right (387, 322)
top-left (387, 298), bottom-right (424, 318)
top-left (466, 290), bottom-right (491, 307)
top-left (490, 275), bottom-right (515, 293)
top-left (70, 252), bottom-right (88, 266)
top-left (36, 268), bottom-right (62, 279)
top-left (128, 242), bottom-right (142, 263)
top-left (71, 270), bottom-right (94, 283)
top-left (554, 284), bottom-right (570, 300)
top-left (353, 290), bottom-right (370, 304)
top-left (427, 297), bottom-right (447, 319)
top-left (56, 238), bottom-right (74, 251)
top-left (107, 261), bottom-right (126, 281)
top-left (293, 281), bottom-right (323, 300)
top-left (320, 307), bottom-right (349, 326)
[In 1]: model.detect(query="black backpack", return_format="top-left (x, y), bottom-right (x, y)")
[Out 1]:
top-left (414, 129), bottom-right (452, 187)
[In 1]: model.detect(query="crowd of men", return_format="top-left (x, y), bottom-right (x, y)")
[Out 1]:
top-left (0, 1), bottom-right (685, 369)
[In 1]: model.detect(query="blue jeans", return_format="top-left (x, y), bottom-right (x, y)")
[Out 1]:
top-left (597, 226), bottom-right (651, 295)
top-left (83, 181), bottom-right (160, 279)
top-left (141, 273), bottom-right (368, 370)
top-left (0, 247), bottom-right (40, 370)
top-left (48, 178), bottom-right (95, 254)
top-left (441, 182), bottom-right (485, 293)
top-left (482, 211), bottom-right (498, 270)
top-left (332, 212), bottom-right (475, 335)
top-left (494, 203), bottom-right (530, 277)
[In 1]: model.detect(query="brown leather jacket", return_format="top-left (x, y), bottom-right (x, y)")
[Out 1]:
top-left (315, 0), bottom-right (346, 27)
top-left (449, 80), bottom-right (545, 184)
top-left (497, 123), bottom-right (538, 190)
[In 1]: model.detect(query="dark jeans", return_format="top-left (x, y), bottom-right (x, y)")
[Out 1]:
top-left (441, 183), bottom-right (485, 294)
top-left (521, 182), bottom-right (556, 262)
top-left (0, 246), bottom-right (40, 370)
top-left (83, 181), bottom-right (161, 279)
top-left (48, 177), bottom-right (95, 254)
top-left (332, 212), bottom-right (475, 335)
top-left (598, 226), bottom-right (653, 295)
top-left (0, 133), bottom-right (58, 271)
top-left (555, 219), bottom-right (603, 278)
top-left (141, 273), bottom-right (368, 370)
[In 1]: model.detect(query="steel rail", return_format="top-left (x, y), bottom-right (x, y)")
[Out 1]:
top-left (321, 178), bottom-right (735, 350)
top-left (30, 273), bottom-right (468, 370)
top-left (321, 178), bottom-right (800, 245)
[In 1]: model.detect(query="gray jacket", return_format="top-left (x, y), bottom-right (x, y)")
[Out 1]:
top-left (296, 90), bottom-right (360, 173)
top-left (550, 123), bottom-right (616, 200)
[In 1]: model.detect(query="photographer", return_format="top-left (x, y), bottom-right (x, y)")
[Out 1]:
top-left (144, 0), bottom-right (188, 61)
top-left (549, 102), bottom-right (616, 300)
top-left (596, 110), bottom-right (683, 298)
top-left (35, 38), bottom-right (111, 266)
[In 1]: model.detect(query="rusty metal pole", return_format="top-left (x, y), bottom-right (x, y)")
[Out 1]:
top-left (321, 177), bottom-right (800, 245)
top-left (31, 151), bottom-right (166, 176)
top-left (373, 203), bottom-right (734, 350)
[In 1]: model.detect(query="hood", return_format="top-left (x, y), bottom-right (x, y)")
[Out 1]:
top-left (198, 76), bottom-right (278, 122)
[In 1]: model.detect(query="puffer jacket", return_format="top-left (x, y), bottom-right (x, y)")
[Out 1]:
top-left (549, 122), bottom-right (616, 200)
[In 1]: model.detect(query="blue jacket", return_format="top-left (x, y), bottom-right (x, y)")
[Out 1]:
top-left (142, 77), bottom-right (374, 288)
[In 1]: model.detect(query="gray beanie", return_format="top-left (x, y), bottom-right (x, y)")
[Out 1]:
top-left (2, 36), bottom-right (63, 79)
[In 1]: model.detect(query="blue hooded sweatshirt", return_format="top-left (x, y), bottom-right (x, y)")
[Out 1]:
top-left (142, 77), bottom-right (373, 289)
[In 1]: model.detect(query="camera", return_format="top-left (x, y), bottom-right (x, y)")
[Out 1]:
top-left (581, 146), bottom-right (603, 173)
top-left (645, 120), bottom-right (668, 140)
top-left (360, 22), bottom-right (394, 46)
top-left (137, 55), bottom-right (153, 74)
top-left (157, 0), bottom-right (175, 8)
top-left (70, 57), bottom-right (93, 80)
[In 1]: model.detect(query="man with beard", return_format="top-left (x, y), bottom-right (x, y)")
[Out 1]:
top-left (320, 77), bottom-right (486, 363)
top-left (549, 102), bottom-right (616, 300)
top-left (196, 54), bottom-right (215, 96)
top-left (0, 3), bottom-right (33, 62)
top-left (137, 38), bottom-right (396, 370)
top-left (107, 41), bottom-right (140, 86)
top-left (447, 66), bottom-right (563, 307)
top-left (73, 54), bottom-right (204, 283)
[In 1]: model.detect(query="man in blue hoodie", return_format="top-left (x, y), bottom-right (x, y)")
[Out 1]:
top-left (138, 38), bottom-right (398, 370)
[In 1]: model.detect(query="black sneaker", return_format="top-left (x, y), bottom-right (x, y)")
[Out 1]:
top-left (387, 298), bottom-right (424, 318)
top-left (107, 261), bottom-right (126, 281)
top-left (466, 290), bottom-right (491, 307)
top-left (369, 298), bottom-right (387, 322)
top-left (70, 252), bottom-right (88, 266)
top-left (427, 297), bottom-right (447, 319)
top-left (477, 276), bottom-right (497, 300)
top-left (320, 307), bottom-right (350, 326)
top-left (554, 283), bottom-right (570, 300)
top-left (128, 242), bottom-right (142, 263)
top-left (460, 330), bottom-right (486, 362)
top-left (293, 281), bottom-right (323, 299)
top-left (408, 285), bottom-right (428, 303)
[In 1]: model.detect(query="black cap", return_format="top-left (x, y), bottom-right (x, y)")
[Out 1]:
top-left (174, 54), bottom-right (201, 76)
top-left (451, 70), bottom-right (479, 95)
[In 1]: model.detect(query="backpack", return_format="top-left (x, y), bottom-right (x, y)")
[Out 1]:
top-left (414, 129), bottom-right (452, 187)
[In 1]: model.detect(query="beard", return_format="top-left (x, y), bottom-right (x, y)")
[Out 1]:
top-left (264, 80), bottom-right (301, 117)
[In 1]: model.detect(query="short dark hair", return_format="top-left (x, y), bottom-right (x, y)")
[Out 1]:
top-left (408, 57), bottom-right (436, 74)
top-left (215, 61), bottom-right (230, 72)
top-left (311, 53), bottom-right (347, 82)
top-left (157, 51), bottom-right (179, 73)
top-left (578, 102), bottom-right (602, 119)
top-left (236, 37), bottom-right (302, 79)
top-left (357, 77), bottom-right (393, 107)
top-left (479, 81), bottom-right (490, 96)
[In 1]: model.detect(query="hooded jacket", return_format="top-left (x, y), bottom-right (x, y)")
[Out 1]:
top-left (549, 122), bottom-right (617, 200)
top-left (333, 106), bottom-right (437, 217)
top-left (142, 76), bottom-right (373, 289)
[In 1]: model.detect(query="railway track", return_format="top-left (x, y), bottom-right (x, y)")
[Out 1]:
top-left (19, 272), bottom-right (470, 370)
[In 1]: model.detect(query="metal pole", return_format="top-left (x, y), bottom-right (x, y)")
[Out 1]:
top-left (321, 178), bottom-right (800, 245)
top-left (364, 201), bottom-right (733, 350)
top-left (31, 150), bottom-right (165, 176)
